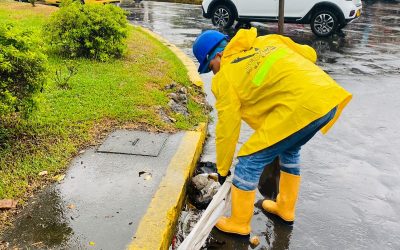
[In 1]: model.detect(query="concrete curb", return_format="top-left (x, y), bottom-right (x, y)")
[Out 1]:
top-left (134, 25), bottom-right (203, 88)
top-left (128, 124), bottom-right (207, 250)
top-left (128, 26), bottom-right (207, 250)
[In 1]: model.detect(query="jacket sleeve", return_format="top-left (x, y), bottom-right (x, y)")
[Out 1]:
top-left (212, 74), bottom-right (241, 177)
top-left (278, 35), bottom-right (317, 63)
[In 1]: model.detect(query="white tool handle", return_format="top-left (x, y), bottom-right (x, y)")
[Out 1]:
top-left (177, 176), bottom-right (232, 250)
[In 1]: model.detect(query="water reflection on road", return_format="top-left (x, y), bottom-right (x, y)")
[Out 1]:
top-left (124, 1), bottom-right (400, 249)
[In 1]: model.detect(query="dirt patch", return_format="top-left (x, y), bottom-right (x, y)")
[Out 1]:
top-left (0, 2), bottom-right (56, 15)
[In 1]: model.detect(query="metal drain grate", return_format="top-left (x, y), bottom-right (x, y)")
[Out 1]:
top-left (97, 130), bottom-right (169, 157)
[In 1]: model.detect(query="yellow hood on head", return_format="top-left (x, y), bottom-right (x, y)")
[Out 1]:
top-left (222, 28), bottom-right (257, 59)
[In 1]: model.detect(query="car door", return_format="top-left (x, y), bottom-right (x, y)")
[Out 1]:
top-left (233, 0), bottom-right (278, 19)
top-left (284, 0), bottom-right (317, 18)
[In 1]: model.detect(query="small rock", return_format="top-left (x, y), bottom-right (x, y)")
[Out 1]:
top-left (168, 99), bottom-right (176, 107)
top-left (168, 93), bottom-right (180, 102)
top-left (178, 93), bottom-right (188, 102)
top-left (158, 108), bottom-right (172, 124)
top-left (129, 222), bottom-right (133, 225)
top-left (168, 100), bottom-right (189, 116)
top-left (79, 150), bottom-right (85, 154)
top-left (38, 171), bottom-right (48, 176)
top-left (164, 82), bottom-right (176, 90)
top-left (178, 87), bottom-right (188, 94)
top-left (191, 174), bottom-right (209, 190)
top-left (168, 116), bottom-right (177, 123)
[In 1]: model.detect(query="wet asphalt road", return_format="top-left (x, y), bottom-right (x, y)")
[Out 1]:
top-left (124, 1), bottom-right (400, 249)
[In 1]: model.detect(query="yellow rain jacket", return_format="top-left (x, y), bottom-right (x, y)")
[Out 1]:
top-left (212, 28), bottom-right (352, 176)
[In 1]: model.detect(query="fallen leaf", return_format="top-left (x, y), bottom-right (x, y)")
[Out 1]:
top-left (67, 204), bottom-right (75, 209)
top-left (250, 236), bottom-right (260, 246)
top-left (54, 174), bottom-right (65, 182)
top-left (38, 171), bottom-right (48, 176)
top-left (208, 173), bottom-right (218, 182)
top-left (0, 199), bottom-right (17, 209)
top-left (89, 241), bottom-right (95, 246)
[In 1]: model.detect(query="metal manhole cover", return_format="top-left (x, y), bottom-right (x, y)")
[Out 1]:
top-left (97, 130), bottom-right (169, 157)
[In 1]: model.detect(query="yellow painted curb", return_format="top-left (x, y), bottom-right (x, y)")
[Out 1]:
top-left (128, 123), bottom-right (207, 250)
top-left (127, 26), bottom-right (208, 250)
top-left (134, 25), bottom-right (204, 88)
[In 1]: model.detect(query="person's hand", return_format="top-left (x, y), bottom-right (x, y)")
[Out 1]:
top-left (217, 170), bottom-right (231, 185)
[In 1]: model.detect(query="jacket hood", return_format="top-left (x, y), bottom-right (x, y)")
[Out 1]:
top-left (222, 28), bottom-right (257, 60)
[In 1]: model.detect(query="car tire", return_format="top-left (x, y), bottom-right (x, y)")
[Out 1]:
top-left (310, 10), bottom-right (338, 37)
top-left (211, 4), bottom-right (235, 29)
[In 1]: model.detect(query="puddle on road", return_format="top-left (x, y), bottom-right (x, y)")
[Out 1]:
top-left (0, 186), bottom-right (74, 249)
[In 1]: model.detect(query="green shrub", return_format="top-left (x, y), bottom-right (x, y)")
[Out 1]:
top-left (0, 23), bottom-right (47, 118)
top-left (45, 2), bottom-right (128, 61)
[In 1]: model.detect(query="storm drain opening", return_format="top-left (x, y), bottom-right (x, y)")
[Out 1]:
top-left (172, 158), bottom-right (281, 249)
top-left (97, 130), bottom-right (169, 157)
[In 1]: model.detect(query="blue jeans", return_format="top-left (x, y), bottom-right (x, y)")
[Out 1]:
top-left (233, 107), bottom-right (337, 191)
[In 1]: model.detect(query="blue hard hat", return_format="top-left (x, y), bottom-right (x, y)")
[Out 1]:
top-left (193, 30), bottom-right (228, 74)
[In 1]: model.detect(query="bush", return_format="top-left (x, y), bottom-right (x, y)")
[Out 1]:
top-left (0, 23), bottom-right (47, 118)
top-left (45, 2), bottom-right (128, 61)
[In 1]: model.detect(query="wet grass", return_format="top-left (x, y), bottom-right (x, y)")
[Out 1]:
top-left (0, 0), bottom-right (207, 210)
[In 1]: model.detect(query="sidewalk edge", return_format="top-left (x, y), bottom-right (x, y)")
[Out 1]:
top-left (128, 123), bottom-right (207, 250)
top-left (128, 26), bottom-right (207, 250)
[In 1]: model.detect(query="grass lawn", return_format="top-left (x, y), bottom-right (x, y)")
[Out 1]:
top-left (0, 0), bottom-right (207, 223)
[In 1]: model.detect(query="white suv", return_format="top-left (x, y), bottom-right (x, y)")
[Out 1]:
top-left (202, 0), bottom-right (362, 37)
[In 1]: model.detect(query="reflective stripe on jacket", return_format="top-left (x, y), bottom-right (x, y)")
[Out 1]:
top-left (212, 28), bottom-right (352, 176)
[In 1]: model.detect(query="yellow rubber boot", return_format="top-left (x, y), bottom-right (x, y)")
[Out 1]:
top-left (215, 185), bottom-right (256, 235)
top-left (262, 171), bottom-right (301, 223)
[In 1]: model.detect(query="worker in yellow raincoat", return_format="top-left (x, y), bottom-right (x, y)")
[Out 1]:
top-left (192, 27), bottom-right (352, 235)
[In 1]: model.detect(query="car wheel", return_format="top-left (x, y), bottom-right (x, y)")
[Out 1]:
top-left (311, 10), bottom-right (338, 37)
top-left (211, 5), bottom-right (235, 29)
